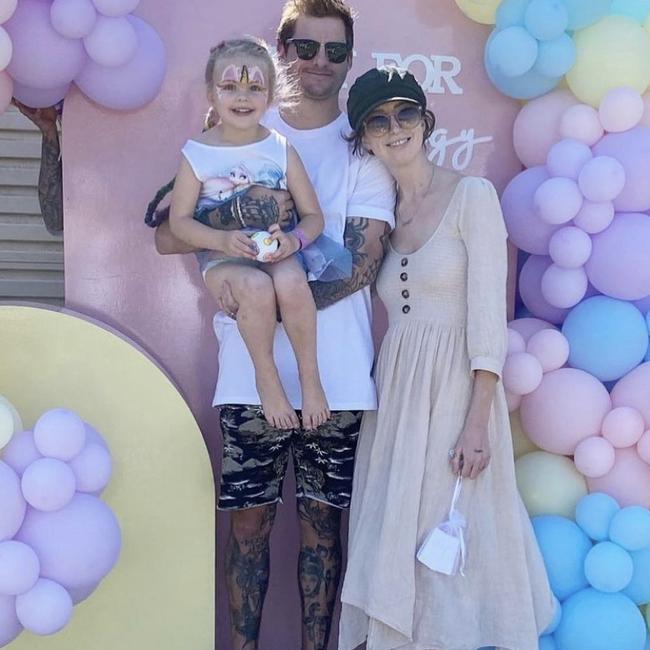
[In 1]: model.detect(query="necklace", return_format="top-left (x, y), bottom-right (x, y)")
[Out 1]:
top-left (397, 165), bottom-right (436, 227)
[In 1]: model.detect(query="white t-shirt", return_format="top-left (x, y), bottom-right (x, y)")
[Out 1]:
top-left (212, 109), bottom-right (396, 410)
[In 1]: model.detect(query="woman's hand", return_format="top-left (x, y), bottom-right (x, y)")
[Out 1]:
top-left (264, 223), bottom-right (300, 263)
top-left (219, 231), bottom-right (258, 259)
top-left (450, 424), bottom-right (491, 479)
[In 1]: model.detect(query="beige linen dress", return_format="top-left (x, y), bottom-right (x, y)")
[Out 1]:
top-left (339, 176), bottom-right (554, 650)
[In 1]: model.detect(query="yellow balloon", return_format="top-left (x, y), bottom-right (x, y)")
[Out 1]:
top-left (510, 410), bottom-right (540, 460)
top-left (454, 0), bottom-right (500, 25)
top-left (515, 451), bottom-right (588, 518)
top-left (567, 15), bottom-right (650, 107)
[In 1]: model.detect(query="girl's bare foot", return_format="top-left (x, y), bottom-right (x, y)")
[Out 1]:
top-left (300, 376), bottom-right (330, 430)
top-left (256, 374), bottom-right (299, 430)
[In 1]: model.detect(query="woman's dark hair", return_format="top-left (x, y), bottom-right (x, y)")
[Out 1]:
top-left (346, 107), bottom-right (436, 156)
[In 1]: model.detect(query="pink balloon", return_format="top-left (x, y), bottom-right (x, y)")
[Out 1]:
top-left (519, 255), bottom-right (570, 324)
top-left (601, 407), bottom-right (645, 448)
top-left (69, 443), bottom-right (112, 493)
top-left (503, 352), bottom-right (544, 395)
top-left (637, 430), bottom-right (650, 463)
top-left (599, 87), bottom-right (644, 133)
top-left (84, 15), bottom-right (137, 68)
top-left (0, 25), bottom-right (11, 72)
top-left (541, 263), bottom-right (588, 308)
top-left (526, 328), bottom-right (570, 372)
top-left (15, 578), bottom-right (72, 635)
top-left (50, 0), bottom-right (97, 39)
top-left (578, 156), bottom-right (627, 203)
top-left (520, 368), bottom-right (611, 455)
top-left (588, 447), bottom-right (650, 508)
top-left (546, 138), bottom-right (593, 179)
top-left (33, 408), bottom-right (85, 461)
top-left (0, 460), bottom-right (26, 542)
top-left (0, 0), bottom-right (18, 24)
top-left (0, 541), bottom-right (40, 596)
top-left (0, 69), bottom-right (12, 113)
top-left (611, 361), bottom-right (650, 425)
top-left (574, 436), bottom-right (616, 478)
top-left (75, 15), bottom-right (166, 111)
top-left (535, 176), bottom-right (584, 225)
top-left (11, 81), bottom-right (69, 109)
top-left (91, 0), bottom-right (139, 17)
top-left (16, 494), bottom-right (121, 589)
top-left (560, 103), bottom-right (605, 146)
top-left (585, 213), bottom-right (650, 300)
top-left (502, 166), bottom-right (561, 254)
top-left (21, 458), bottom-right (76, 512)
top-left (514, 89), bottom-right (580, 167)
top-left (0, 593), bottom-right (22, 646)
top-left (508, 317), bottom-right (556, 342)
top-left (549, 226), bottom-right (593, 268)
top-left (0, 430), bottom-right (40, 476)
top-left (507, 328), bottom-right (527, 354)
top-left (4, 0), bottom-right (86, 89)
top-left (573, 200), bottom-right (615, 234)
top-left (593, 126), bottom-right (650, 212)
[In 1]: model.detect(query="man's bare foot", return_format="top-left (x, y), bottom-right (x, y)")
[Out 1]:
top-left (256, 376), bottom-right (299, 430)
top-left (300, 377), bottom-right (330, 430)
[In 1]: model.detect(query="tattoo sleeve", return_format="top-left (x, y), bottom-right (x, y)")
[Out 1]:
top-left (310, 218), bottom-right (391, 310)
top-left (38, 128), bottom-right (63, 234)
top-left (200, 189), bottom-right (281, 231)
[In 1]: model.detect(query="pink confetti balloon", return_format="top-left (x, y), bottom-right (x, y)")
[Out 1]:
top-left (574, 436), bottom-right (616, 478)
top-left (585, 213), bottom-right (650, 300)
top-left (599, 87), bottom-right (645, 133)
top-left (573, 200), bottom-right (615, 234)
top-left (15, 578), bottom-right (72, 635)
top-left (535, 177), bottom-right (584, 225)
top-left (83, 15), bottom-right (137, 68)
top-left (526, 328), bottom-right (570, 372)
top-left (21, 458), bottom-right (76, 512)
top-left (0, 69), bottom-right (12, 114)
top-left (12, 81), bottom-right (69, 109)
top-left (637, 430), bottom-right (650, 463)
top-left (0, 461), bottom-right (26, 542)
top-left (541, 264), bottom-right (588, 308)
top-left (0, 593), bottom-right (22, 646)
top-left (601, 407), bottom-right (645, 448)
top-left (75, 15), bottom-right (166, 111)
top-left (549, 226), bottom-right (593, 268)
top-left (578, 156), bottom-right (627, 203)
top-left (560, 103), bottom-right (605, 146)
top-left (4, 0), bottom-right (86, 89)
top-left (33, 408), bottom-right (85, 461)
top-left (50, 0), bottom-right (97, 39)
top-left (514, 89), bottom-right (580, 167)
top-left (91, 0), bottom-right (139, 17)
top-left (0, 541), bottom-right (40, 596)
top-left (519, 255), bottom-right (570, 324)
top-left (503, 352), bottom-right (544, 395)
top-left (588, 447), bottom-right (650, 507)
top-left (611, 361), bottom-right (650, 425)
top-left (593, 126), bottom-right (650, 212)
top-left (546, 138), bottom-right (593, 179)
top-left (520, 368), bottom-right (611, 455)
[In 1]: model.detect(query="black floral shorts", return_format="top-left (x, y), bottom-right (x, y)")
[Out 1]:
top-left (217, 405), bottom-right (362, 511)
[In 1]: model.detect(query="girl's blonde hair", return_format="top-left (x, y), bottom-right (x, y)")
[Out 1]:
top-left (204, 37), bottom-right (297, 129)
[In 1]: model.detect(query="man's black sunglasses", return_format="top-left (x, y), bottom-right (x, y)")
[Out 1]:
top-left (286, 38), bottom-right (350, 64)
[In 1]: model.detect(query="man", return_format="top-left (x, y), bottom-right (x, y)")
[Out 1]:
top-left (154, 2), bottom-right (395, 648)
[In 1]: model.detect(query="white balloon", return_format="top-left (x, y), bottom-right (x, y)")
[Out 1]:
top-left (0, 0), bottom-right (17, 24)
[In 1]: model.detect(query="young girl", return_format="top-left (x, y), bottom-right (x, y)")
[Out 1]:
top-left (169, 37), bottom-right (338, 432)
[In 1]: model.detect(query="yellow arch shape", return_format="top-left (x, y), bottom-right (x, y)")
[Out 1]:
top-left (0, 305), bottom-right (214, 650)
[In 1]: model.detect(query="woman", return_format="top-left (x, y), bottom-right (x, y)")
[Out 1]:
top-left (338, 67), bottom-right (554, 650)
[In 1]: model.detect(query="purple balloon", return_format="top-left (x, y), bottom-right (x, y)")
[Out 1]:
top-left (16, 494), bottom-right (121, 590)
top-left (519, 255), bottom-right (570, 324)
top-left (586, 213), bottom-right (650, 300)
top-left (15, 578), bottom-right (72, 636)
top-left (21, 459), bottom-right (76, 512)
top-left (573, 200), bottom-right (615, 234)
top-left (593, 126), bottom-right (650, 212)
top-left (83, 15), bottom-right (137, 68)
top-left (33, 408), bottom-right (86, 461)
top-left (546, 138), bottom-right (593, 179)
top-left (75, 15), bottom-right (166, 111)
top-left (4, 0), bottom-right (87, 90)
top-left (66, 580), bottom-right (98, 604)
top-left (535, 176), bottom-right (584, 224)
top-left (0, 594), bottom-right (22, 646)
top-left (50, 0), bottom-right (97, 39)
top-left (83, 422), bottom-right (108, 449)
top-left (0, 461), bottom-right (26, 542)
top-left (1, 430), bottom-right (41, 476)
top-left (69, 443), bottom-right (112, 493)
top-left (0, 541), bottom-right (40, 596)
top-left (502, 166), bottom-right (560, 254)
top-left (578, 156), bottom-right (627, 203)
top-left (12, 81), bottom-right (70, 109)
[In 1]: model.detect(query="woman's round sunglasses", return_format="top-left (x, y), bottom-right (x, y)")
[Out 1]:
top-left (363, 104), bottom-right (424, 136)
top-left (286, 38), bottom-right (350, 64)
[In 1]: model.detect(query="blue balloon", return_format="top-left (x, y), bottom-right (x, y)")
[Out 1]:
top-left (487, 26), bottom-right (539, 77)
top-left (533, 515), bottom-right (592, 601)
top-left (609, 507), bottom-right (650, 551)
top-left (564, 0), bottom-right (611, 29)
top-left (496, 0), bottom-right (529, 28)
top-left (534, 33), bottom-right (576, 77)
top-left (623, 546), bottom-right (650, 605)
top-left (525, 0), bottom-right (569, 41)
top-left (539, 635), bottom-right (558, 650)
top-left (562, 297), bottom-right (649, 382)
top-left (555, 589), bottom-right (646, 650)
top-left (584, 541), bottom-right (634, 593)
top-left (543, 595), bottom-right (562, 634)
top-left (610, 0), bottom-right (650, 23)
top-left (575, 492), bottom-right (621, 542)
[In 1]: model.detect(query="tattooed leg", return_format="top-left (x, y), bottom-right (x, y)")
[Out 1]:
top-left (297, 498), bottom-right (342, 650)
top-left (226, 504), bottom-right (277, 650)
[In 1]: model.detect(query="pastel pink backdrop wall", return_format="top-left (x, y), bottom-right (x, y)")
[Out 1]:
top-left (62, 1), bottom-right (519, 647)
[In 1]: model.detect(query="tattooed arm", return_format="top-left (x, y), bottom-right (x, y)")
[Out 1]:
top-left (310, 217), bottom-right (391, 310)
top-left (13, 102), bottom-right (63, 234)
